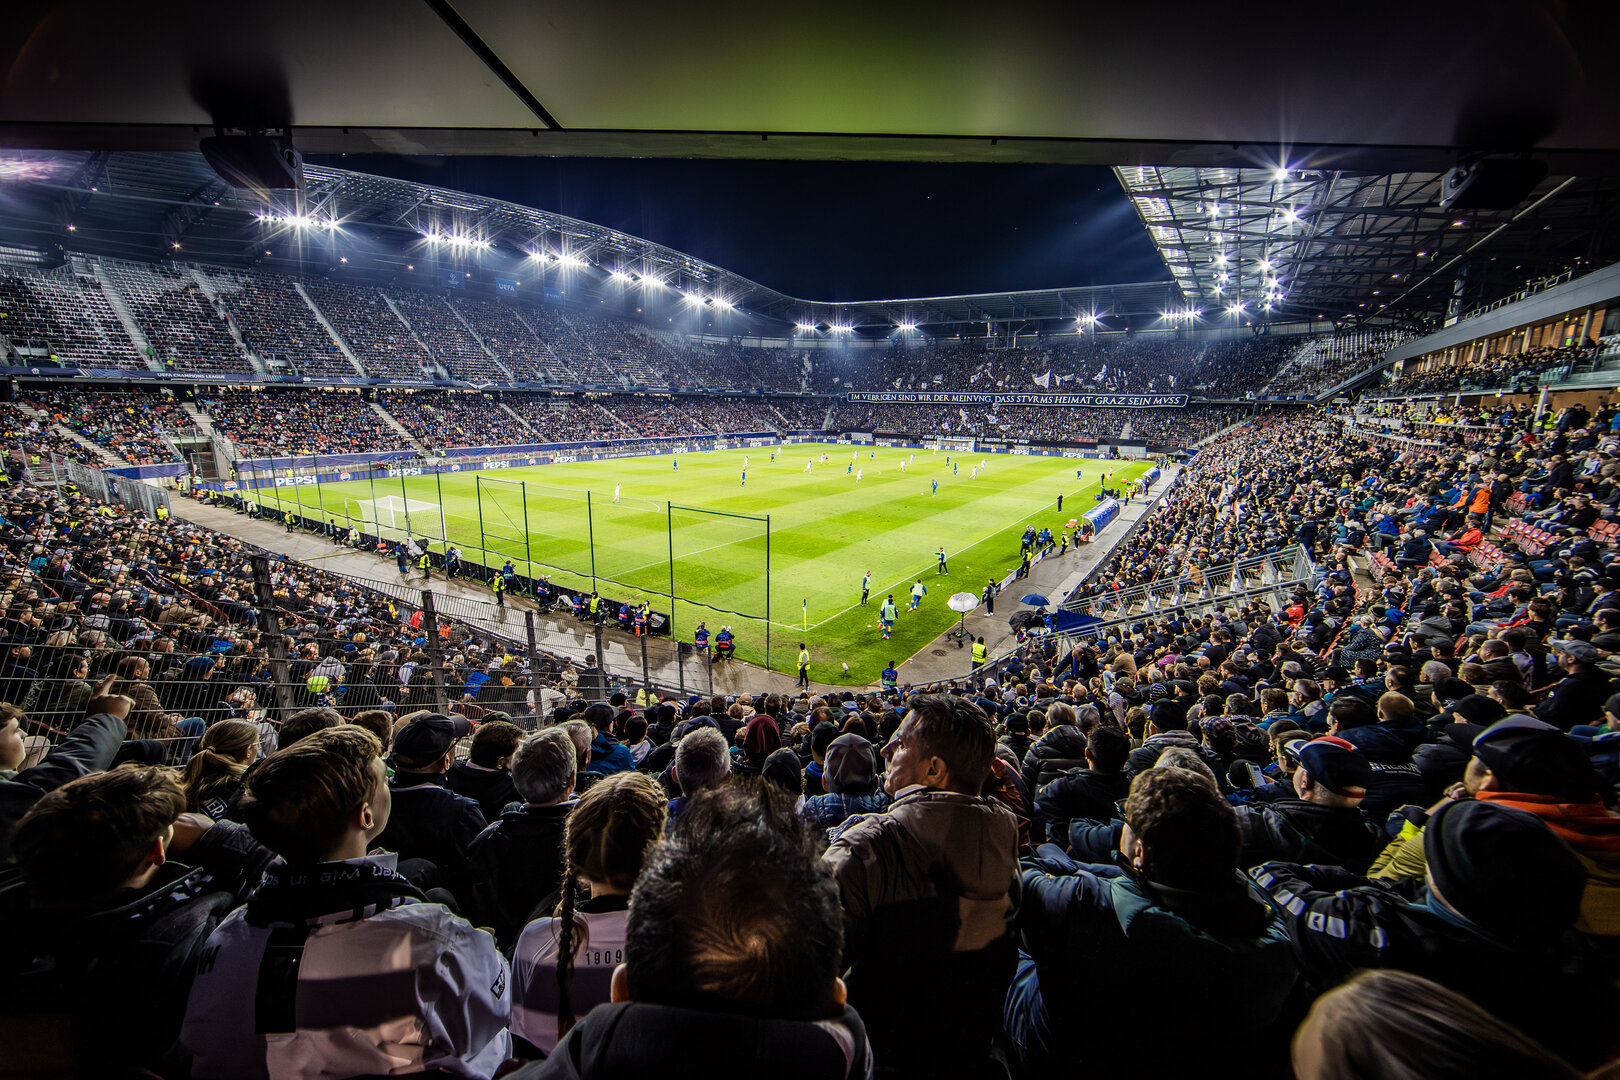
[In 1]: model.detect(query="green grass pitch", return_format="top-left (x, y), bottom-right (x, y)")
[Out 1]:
top-left (248, 443), bottom-right (1148, 685)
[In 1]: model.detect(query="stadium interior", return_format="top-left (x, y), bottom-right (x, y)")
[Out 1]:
top-left (6, 3), bottom-right (1620, 1078)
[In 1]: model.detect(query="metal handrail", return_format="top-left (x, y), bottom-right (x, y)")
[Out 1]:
top-left (1062, 543), bottom-right (1314, 617)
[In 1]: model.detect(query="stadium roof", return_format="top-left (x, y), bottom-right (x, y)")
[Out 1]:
top-left (0, 150), bottom-right (1184, 332)
top-left (1116, 166), bottom-right (1620, 329)
top-left (6, 3), bottom-right (1620, 173)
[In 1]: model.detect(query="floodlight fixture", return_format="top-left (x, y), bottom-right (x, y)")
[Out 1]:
top-left (609, 268), bottom-right (634, 283)
top-left (795, 321), bottom-right (818, 332)
top-left (829, 323), bottom-right (853, 334)
top-left (896, 320), bottom-right (917, 333)
top-left (556, 252), bottom-right (588, 267)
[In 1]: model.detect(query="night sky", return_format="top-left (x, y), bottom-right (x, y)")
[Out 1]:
top-left (307, 156), bottom-right (1170, 301)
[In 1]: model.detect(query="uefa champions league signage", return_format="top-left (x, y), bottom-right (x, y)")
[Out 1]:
top-left (845, 391), bottom-right (1188, 408)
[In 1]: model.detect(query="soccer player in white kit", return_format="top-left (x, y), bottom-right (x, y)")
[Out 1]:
top-left (613, 484), bottom-right (621, 502)
top-left (804, 459), bottom-right (813, 473)
top-left (856, 468), bottom-right (863, 482)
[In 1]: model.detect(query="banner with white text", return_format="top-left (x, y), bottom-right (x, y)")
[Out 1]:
top-left (845, 391), bottom-right (1188, 408)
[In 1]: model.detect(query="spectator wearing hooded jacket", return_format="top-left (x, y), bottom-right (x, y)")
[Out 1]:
top-left (1006, 767), bottom-right (1298, 1077)
top-left (581, 703), bottom-right (634, 778)
top-left (1254, 798), bottom-right (1619, 1068)
top-left (456, 728), bottom-right (577, 950)
top-left (1019, 702), bottom-right (1092, 795)
top-left (1033, 723), bottom-right (1131, 845)
top-left (1232, 736), bottom-right (1383, 872)
top-left (508, 784), bottom-right (870, 1080)
top-left (181, 726), bottom-right (512, 1079)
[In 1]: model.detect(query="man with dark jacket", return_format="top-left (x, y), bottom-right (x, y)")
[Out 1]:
top-left (1232, 737), bottom-right (1383, 872)
top-left (1534, 639), bottom-right (1614, 731)
top-left (1253, 798), bottom-right (1619, 1068)
top-left (1019, 705), bottom-right (1093, 795)
top-left (1034, 724), bottom-right (1132, 845)
top-left (376, 713), bottom-right (487, 885)
top-left (2, 764), bottom-right (275, 1077)
top-left (824, 695), bottom-right (1017, 1078)
top-left (1006, 768), bottom-right (1297, 1077)
top-left (446, 720), bottom-right (524, 821)
top-left (511, 785), bottom-right (870, 1080)
top-left (0, 677), bottom-right (130, 864)
top-left (456, 728), bottom-right (576, 949)
top-left (1126, 706), bottom-right (1200, 776)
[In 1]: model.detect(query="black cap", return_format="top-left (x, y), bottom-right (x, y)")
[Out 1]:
top-left (1427, 799), bottom-right (1586, 942)
top-left (1471, 715), bottom-right (1603, 801)
top-left (391, 713), bottom-right (472, 769)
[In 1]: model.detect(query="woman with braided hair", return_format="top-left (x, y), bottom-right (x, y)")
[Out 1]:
top-left (510, 770), bottom-right (668, 1056)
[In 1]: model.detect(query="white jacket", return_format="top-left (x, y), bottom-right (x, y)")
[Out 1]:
top-left (181, 855), bottom-right (511, 1079)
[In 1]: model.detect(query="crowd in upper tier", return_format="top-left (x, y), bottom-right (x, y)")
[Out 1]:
top-left (5, 384), bottom-right (1620, 1077)
top-left (1, 255), bottom-right (1443, 400)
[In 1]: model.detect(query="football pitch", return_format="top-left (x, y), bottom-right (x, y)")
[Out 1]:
top-left (248, 443), bottom-right (1148, 684)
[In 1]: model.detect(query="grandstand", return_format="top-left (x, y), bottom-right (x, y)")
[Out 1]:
top-left (6, 17), bottom-right (1620, 1076)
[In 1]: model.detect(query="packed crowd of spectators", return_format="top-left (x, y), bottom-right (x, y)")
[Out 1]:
top-left (302, 280), bottom-right (436, 381)
top-left (1267, 329), bottom-right (1410, 395)
top-left (99, 260), bottom-right (251, 374)
top-left (212, 272), bottom-right (358, 379)
top-left (8, 388), bottom-right (1620, 1077)
top-left (200, 388), bottom-right (407, 459)
top-left (830, 401), bottom-right (1243, 447)
top-left (1193, 337), bottom-right (1298, 396)
top-left (818, 335), bottom-right (1206, 395)
top-left (1375, 344), bottom-right (1588, 398)
top-left (387, 291), bottom-right (509, 383)
top-left (0, 264), bottom-right (143, 369)
top-left (23, 389), bottom-right (192, 466)
top-left (0, 402), bottom-right (98, 467)
top-left (379, 390), bottom-right (523, 451)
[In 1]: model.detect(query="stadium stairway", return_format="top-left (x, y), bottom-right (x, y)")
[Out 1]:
top-left (380, 294), bottom-right (448, 380)
top-left (187, 266), bottom-right (269, 375)
top-left (291, 281), bottom-right (369, 378)
top-left (445, 301), bottom-right (517, 382)
top-left (86, 258), bottom-right (161, 371)
top-left (180, 403), bottom-right (238, 463)
top-left (369, 402), bottom-right (430, 456)
top-left (497, 401), bottom-right (539, 436)
top-left (52, 423), bottom-right (128, 468)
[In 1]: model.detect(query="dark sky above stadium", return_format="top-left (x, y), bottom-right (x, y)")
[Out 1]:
top-left (307, 156), bottom-right (1170, 301)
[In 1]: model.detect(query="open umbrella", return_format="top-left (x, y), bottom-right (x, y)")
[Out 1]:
top-left (1020, 593), bottom-right (1050, 607)
top-left (946, 592), bottom-right (979, 646)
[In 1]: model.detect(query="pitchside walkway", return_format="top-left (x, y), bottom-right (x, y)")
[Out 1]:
top-left (167, 465), bottom-right (1178, 698)
top-left (894, 464), bottom-right (1181, 687)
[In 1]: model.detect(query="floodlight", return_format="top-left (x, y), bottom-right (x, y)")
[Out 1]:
top-left (609, 268), bottom-right (633, 282)
top-left (829, 323), bottom-right (852, 334)
top-left (713, 297), bottom-right (735, 310)
top-left (1274, 167), bottom-right (1289, 181)
top-left (896, 321), bottom-right (916, 332)
top-left (795, 322), bottom-right (818, 332)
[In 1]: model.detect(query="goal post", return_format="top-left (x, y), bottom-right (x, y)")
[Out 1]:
top-left (355, 495), bottom-right (445, 542)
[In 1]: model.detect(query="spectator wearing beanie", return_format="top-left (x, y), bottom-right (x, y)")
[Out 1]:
top-left (1370, 716), bottom-right (1620, 955)
top-left (1254, 799), bottom-right (1620, 1068)
top-left (739, 713), bottom-right (782, 773)
top-left (802, 733), bottom-right (892, 832)
top-left (1232, 737), bottom-right (1383, 872)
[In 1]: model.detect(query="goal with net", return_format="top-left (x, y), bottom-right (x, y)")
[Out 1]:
top-left (353, 496), bottom-right (446, 541)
